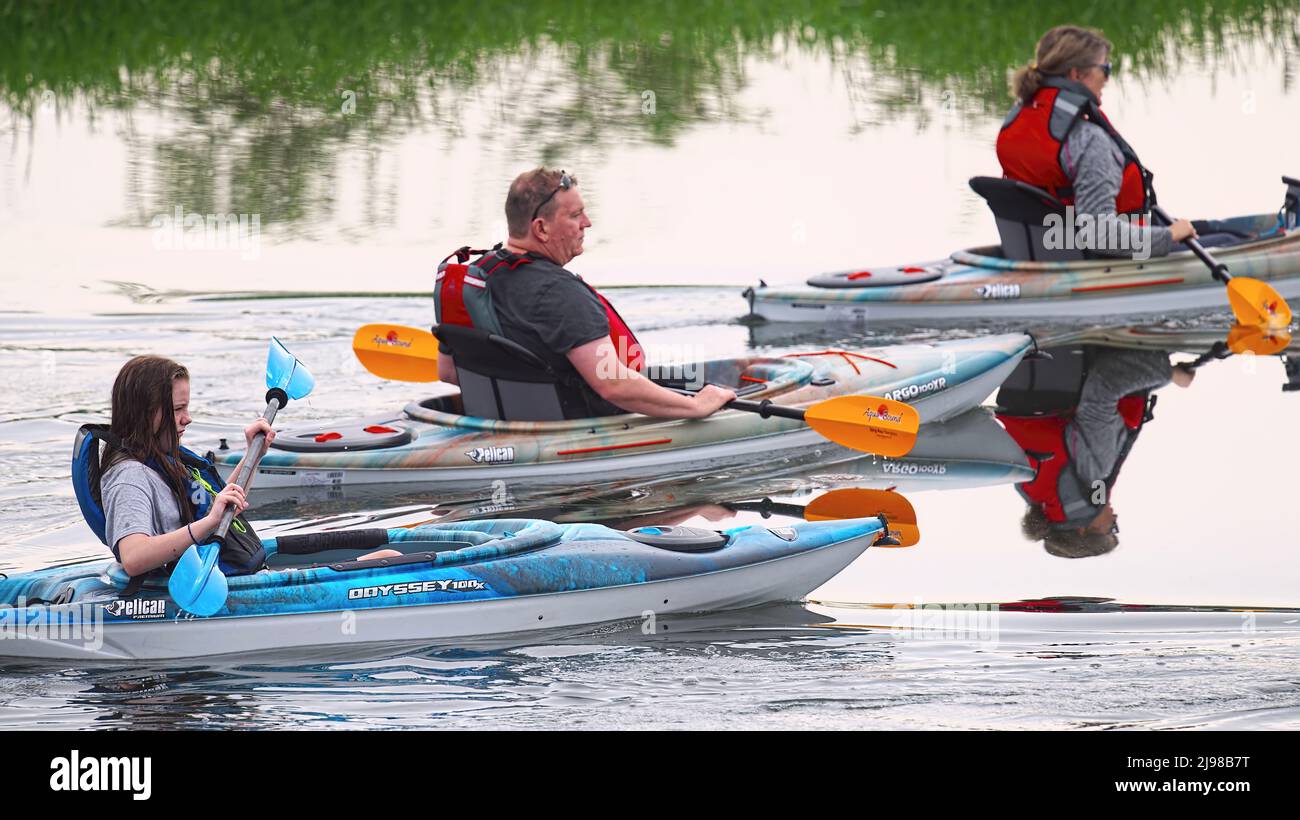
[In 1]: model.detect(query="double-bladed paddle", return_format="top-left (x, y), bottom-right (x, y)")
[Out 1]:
top-left (168, 338), bottom-right (316, 616)
top-left (1171, 323), bottom-right (1293, 376)
top-left (353, 323), bottom-right (441, 383)
top-left (1153, 205), bottom-right (1292, 329)
top-left (729, 488), bottom-right (919, 546)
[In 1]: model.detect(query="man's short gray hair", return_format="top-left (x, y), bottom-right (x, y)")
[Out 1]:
top-left (505, 167), bottom-right (578, 238)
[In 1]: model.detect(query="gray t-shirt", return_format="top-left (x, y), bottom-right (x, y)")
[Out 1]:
top-left (101, 459), bottom-right (185, 560)
top-left (488, 256), bottom-right (610, 361)
top-left (485, 254), bottom-right (625, 416)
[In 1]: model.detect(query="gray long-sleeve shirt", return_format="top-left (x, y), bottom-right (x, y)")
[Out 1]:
top-left (1062, 122), bottom-right (1172, 258)
top-left (1065, 348), bottom-right (1173, 487)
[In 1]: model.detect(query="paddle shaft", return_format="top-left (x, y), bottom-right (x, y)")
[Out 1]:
top-left (726, 397), bottom-right (805, 420)
top-left (1178, 341), bottom-right (1232, 372)
top-left (212, 393), bottom-right (284, 541)
top-left (725, 498), bottom-right (806, 518)
top-left (1152, 205), bottom-right (1231, 283)
top-left (663, 386), bottom-right (805, 421)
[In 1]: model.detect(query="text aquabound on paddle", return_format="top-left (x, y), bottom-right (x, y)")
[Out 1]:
top-left (863, 403), bottom-right (904, 424)
top-left (372, 330), bottom-right (413, 348)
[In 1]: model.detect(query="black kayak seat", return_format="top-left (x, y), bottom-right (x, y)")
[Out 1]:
top-left (969, 176), bottom-right (1084, 262)
top-left (433, 323), bottom-right (568, 421)
top-left (994, 345), bottom-right (1089, 415)
top-left (1284, 174), bottom-right (1300, 231)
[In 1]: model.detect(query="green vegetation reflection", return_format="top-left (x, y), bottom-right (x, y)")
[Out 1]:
top-left (3, 0), bottom-right (1294, 228)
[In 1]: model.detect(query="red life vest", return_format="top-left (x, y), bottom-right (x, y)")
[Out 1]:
top-left (435, 245), bottom-right (644, 372)
top-left (996, 78), bottom-right (1154, 215)
top-left (997, 394), bottom-right (1148, 523)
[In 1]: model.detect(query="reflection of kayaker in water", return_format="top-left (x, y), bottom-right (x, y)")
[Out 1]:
top-left (999, 25), bottom-right (1251, 257)
top-left (996, 345), bottom-right (1196, 558)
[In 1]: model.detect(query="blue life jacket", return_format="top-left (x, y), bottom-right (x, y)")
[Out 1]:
top-left (72, 424), bottom-right (266, 576)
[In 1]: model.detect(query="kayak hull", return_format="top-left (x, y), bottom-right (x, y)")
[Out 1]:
top-left (0, 518), bottom-right (879, 661)
top-left (215, 335), bottom-right (1032, 490)
top-left (747, 216), bottom-right (1300, 322)
top-left (750, 276), bottom-right (1300, 322)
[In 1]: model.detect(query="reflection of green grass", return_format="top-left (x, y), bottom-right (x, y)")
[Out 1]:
top-left (5, 0), bottom-right (1294, 117)
top-left (5, 0), bottom-right (1292, 226)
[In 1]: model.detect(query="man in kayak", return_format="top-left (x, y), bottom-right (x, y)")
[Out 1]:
top-left (998, 346), bottom-right (1195, 558)
top-left (435, 168), bottom-right (736, 419)
top-left (999, 26), bottom-right (1248, 258)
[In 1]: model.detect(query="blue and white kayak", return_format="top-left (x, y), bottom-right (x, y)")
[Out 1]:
top-left (0, 517), bottom-right (886, 660)
top-left (212, 334), bottom-right (1033, 490)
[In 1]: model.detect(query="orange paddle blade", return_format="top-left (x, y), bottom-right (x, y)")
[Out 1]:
top-left (1227, 323), bottom-right (1293, 356)
top-left (352, 324), bottom-right (440, 382)
top-left (805, 488), bottom-right (919, 547)
top-left (1227, 278), bottom-right (1292, 330)
top-left (803, 395), bottom-right (919, 458)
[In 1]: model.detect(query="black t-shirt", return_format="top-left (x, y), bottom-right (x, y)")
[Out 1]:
top-left (485, 253), bottom-right (625, 416)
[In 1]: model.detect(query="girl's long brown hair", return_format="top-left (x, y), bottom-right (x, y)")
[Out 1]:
top-left (103, 355), bottom-right (193, 520)
top-left (1011, 25), bottom-right (1112, 104)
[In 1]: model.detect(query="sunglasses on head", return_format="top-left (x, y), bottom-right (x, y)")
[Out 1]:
top-left (531, 171), bottom-right (572, 222)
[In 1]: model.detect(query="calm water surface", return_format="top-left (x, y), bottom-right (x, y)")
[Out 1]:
top-left (1, 1), bottom-right (1298, 729)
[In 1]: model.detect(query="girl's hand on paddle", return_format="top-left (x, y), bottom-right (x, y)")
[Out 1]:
top-left (207, 484), bottom-right (248, 522)
top-left (1169, 219), bottom-right (1197, 243)
top-left (691, 384), bottom-right (737, 417)
top-left (244, 418), bottom-right (275, 449)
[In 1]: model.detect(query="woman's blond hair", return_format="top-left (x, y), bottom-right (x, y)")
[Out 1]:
top-left (1011, 25), bottom-right (1112, 103)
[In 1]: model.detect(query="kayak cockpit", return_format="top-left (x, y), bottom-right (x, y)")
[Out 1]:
top-left (968, 173), bottom-right (1292, 267)
top-left (951, 209), bottom-right (1292, 273)
top-left (264, 355), bottom-right (814, 451)
top-left (403, 355), bottom-right (813, 434)
top-left (74, 521), bottom-right (566, 592)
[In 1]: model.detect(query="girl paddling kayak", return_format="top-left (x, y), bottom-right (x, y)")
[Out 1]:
top-left (97, 355), bottom-right (398, 580)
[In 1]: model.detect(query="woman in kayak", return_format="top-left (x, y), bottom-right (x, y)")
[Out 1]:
top-left (101, 355), bottom-right (399, 577)
top-left (998, 25), bottom-right (1201, 258)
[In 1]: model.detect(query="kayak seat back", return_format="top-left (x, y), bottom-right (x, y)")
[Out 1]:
top-left (969, 176), bottom-right (1084, 262)
top-left (433, 322), bottom-right (568, 421)
top-left (994, 345), bottom-right (1089, 414)
top-left (1284, 174), bottom-right (1300, 231)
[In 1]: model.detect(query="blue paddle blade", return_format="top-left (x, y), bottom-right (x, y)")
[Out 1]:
top-left (167, 543), bottom-right (229, 617)
top-left (266, 337), bottom-right (315, 400)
